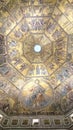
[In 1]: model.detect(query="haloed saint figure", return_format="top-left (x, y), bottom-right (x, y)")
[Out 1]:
top-left (24, 79), bottom-right (49, 110)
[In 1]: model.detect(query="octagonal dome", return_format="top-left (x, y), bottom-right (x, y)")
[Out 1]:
top-left (0, 0), bottom-right (73, 122)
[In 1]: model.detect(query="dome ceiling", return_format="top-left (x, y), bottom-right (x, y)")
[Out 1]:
top-left (0, 0), bottom-right (73, 116)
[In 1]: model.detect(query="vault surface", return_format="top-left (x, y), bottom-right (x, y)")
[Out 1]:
top-left (0, 0), bottom-right (73, 116)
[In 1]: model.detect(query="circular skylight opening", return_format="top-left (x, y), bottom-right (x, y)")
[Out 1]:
top-left (34, 44), bottom-right (41, 53)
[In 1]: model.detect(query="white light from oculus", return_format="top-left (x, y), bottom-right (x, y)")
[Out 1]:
top-left (34, 45), bottom-right (41, 53)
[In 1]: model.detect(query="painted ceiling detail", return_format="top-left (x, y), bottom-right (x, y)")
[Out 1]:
top-left (0, 0), bottom-right (73, 116)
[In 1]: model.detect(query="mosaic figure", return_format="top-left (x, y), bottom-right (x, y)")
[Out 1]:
top-left (21, 23), bottom-right (29, 32)
top-left (14, 29), bottom-right (22, 38)
top-left (20, 63), bottom-right (28, 71)
top-left (40, 65), bottom-right (48, 75)
top-left (0, 64), bottom-right (10, 75)
top-left (24, 79), bottom-right (48, 109)
top-left (9, 41), bottom-right (17, 47)
top-left (30, 19), bottom-right (44, 30)
top-left (10, 50), bottom-right (18, 57)
top-left (0, 34), bottom-right (4, 45)
top-left (36, 65), bottom-right (40, 75)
